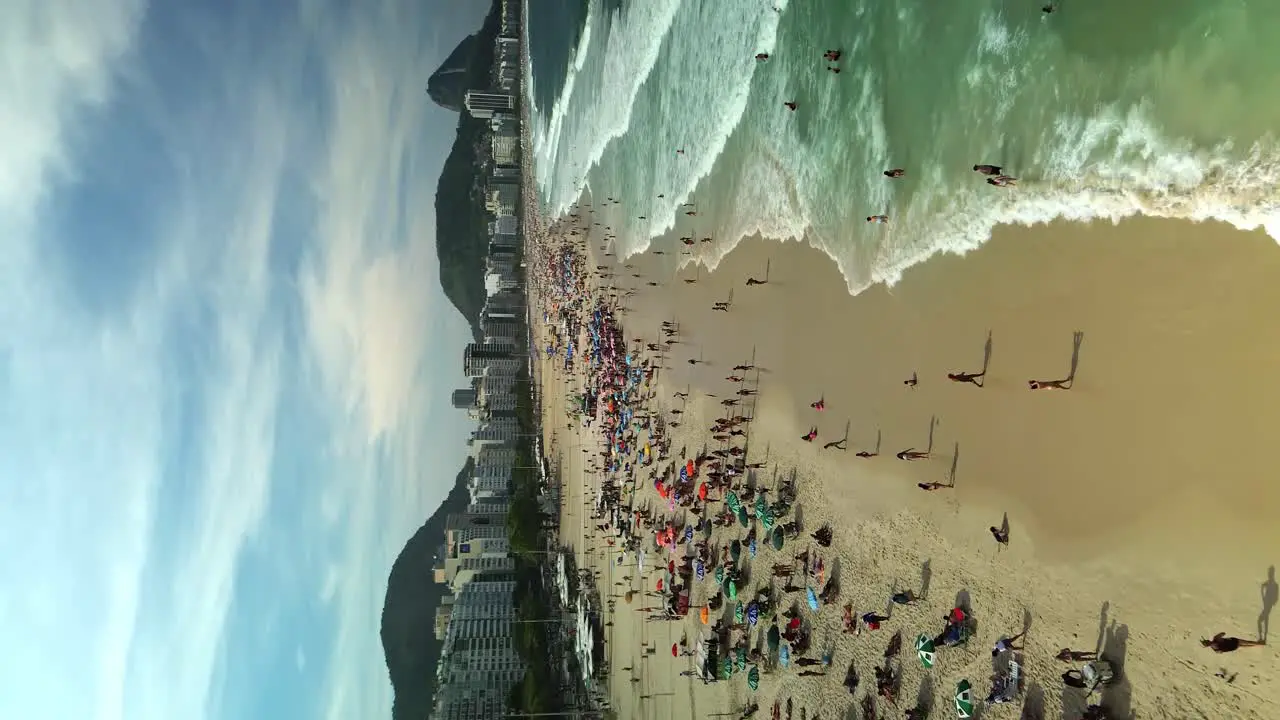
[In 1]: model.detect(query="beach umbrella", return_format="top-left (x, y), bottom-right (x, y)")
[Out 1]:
top-left (954, 679), bottom-right (974, 718)
top-left (685, 525), bottom-right (695, 543)
top-left (779, 645), bottom-right (790, 668)
top-left (761, 510), bottom-right (775, 531)
top-left (687, 459), bottom-right (696, 477)
top-left (737, 507), bottom-right (750, 527)
top-left (747, 603), bottom-right (760, 626)
top-left (715, 566), bottom-right (726, 584)
top-left (749, 538), bottom-right (758, 558)
top-left (727, 492), bottom-right (741, 514)
top-left (698, 482), bottom-right (708, 501)
top-left (722, 657), bottom-right (734, 679)
top-left (729, 580), bottom-right (738, 600)
top-left (625, 591), bottom-right (635, 604)
top-left (806, 587), bottom-right (819, 611)
top-left (700, 606), bottom-right (710, 624)
top-left (755, 495), bottom-right (767, 519)
top-left (672, 643), bottom-right (680, 657)
top-left (696, 559), bottom-right (705, 580)
top-left (736, 647), bottom-right (748, 671)
top-left (747, 665), bottom-right (760, 692)
top-left (735, 602), bottom-right (744, 624)
top-left (766, 626), bottom-right (780, 651)
top-left (770, 527), bottom-right (785, 551)
top-left (656, 578), bottom-right (664, 592)
top-left (915, 634), bottom-right (936, 669)
top-left (730, 540), bottom-right (742, 563)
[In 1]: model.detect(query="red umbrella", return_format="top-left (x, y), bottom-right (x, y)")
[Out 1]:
top-left (698, 483), bottom-right (708, 500)
top-left (671, 643), bottom-right (679, 657)
top-left (656, 578), bottom-right (664, 591)
top-left (686, 459), bottom-right (696, 476)
top-left (668, 560), bottom-right (676, 574)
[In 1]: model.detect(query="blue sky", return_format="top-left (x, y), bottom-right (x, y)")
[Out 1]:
top-left (0, 0), bottom-right (486, 718)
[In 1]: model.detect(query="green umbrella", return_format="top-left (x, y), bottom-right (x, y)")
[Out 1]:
top-left (766, 625), bottom-right (780, 651)
top-left (728, 579), bottom-right (738, 600)
top-left (761, 510), bottom-right (775, 531)
top-left (726, 491), bottom-right (741, 513)
top-left (754, 495), bottom-right (767, 519)
top-left (736, 646), bottom-right (747, 671)
top-left (734, 601), bottom-right (744, 624)
top-left (721, 657), bottom-right (733, 679)
top-left (730, 540), bottom-right (742, 563)
top-left (770, 526), bottom-right (785, 551)
top-left (715, 566), bottom-right (725, 584)
top-left (954, 679), bottom-right (974, 718)
top-left (737, 507), bottom-right (749, 527)
top-left (747, 665), bottom-right (760, 692)
top-left (915, 634), bottom-right (936, 669)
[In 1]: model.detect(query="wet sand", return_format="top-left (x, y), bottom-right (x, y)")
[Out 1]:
top-left (605, 216), bottom-right (1280, 719)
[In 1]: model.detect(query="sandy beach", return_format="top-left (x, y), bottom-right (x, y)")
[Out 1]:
top-left (529, 203), bottom-right (1280, 719)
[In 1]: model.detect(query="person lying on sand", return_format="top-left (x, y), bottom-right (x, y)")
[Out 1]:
top-left (1202, 632), bottom-right (1266, 652)
top-left (801, 427), bottom-right (818, 442)
top-left (1028, 378), bottom-right (1071, 390)
top-left (1056, 648), bottom-right (1096, 662)
top-left (904, 371), bottom-right (917, 388)
top-left (917, 481), bottom-right (950, 491)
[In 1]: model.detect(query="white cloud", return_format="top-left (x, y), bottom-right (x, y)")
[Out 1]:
top-left (0, 0), bottom-right (474, 719)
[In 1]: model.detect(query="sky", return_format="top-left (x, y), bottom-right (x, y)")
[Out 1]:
top-left (0, 0), bottom-right (486, 718)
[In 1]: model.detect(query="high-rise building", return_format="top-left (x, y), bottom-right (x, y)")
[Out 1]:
top-left (451, 388), bottom-right (478, 409)
top-left (464, 341), bottom-right (522, 377)
top-left (464, 90), bottom-right (515, 119)
top-left (432, 576), bottom-right (525, 719)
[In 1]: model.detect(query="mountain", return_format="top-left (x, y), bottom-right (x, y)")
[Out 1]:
top-left (379, 457), bottom-right (475, 720)
top-left (433, 0), bottom-right (503, 339)
top-left (426, 34), bottom-right (479, 112)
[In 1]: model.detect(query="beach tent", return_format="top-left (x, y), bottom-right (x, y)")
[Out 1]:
top-left (954, 679), bottom-right (974, 718)
top-left (915, 634), bottom-right (936, 668)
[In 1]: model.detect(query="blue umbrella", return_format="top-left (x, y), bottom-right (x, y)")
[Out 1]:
top-left (695, 559), bottom-right (705, 580)
top-left (779, 645), bottom-right (790, 667)
top-left (747, 602), bottom-right (760, 626)
top-left (749, 538), bottom-right (757, 558)
top-left (685, 526), bottom-right (695, 543)
top-left (806, 587), bottom-right (820, 611)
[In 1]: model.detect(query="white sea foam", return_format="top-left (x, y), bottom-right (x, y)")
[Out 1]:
top-left (536, 0), bottom-right (685, 218)
top-left (531, 1), bottom-right (595, 202)
top-left (619, 0), bottom-right (792, 256)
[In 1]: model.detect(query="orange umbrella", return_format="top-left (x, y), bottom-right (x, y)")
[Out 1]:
top-left (700, 606), bottom-right (709, 624)
top-left (698, 483), bottom-right (708, 501)
top-left (686, 459), bottom-right (695, 476)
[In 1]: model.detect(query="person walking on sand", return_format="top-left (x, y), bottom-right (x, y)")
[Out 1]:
top-left (947, 371), bottom-right (985, 387)
top-left (883, 168), bottom-right (905, 178)
top-left (856, 449), bottom-right (878, 458)
top-left (896, 448), bottom-right (928, 460)
top-left (904, 371), bottom-right (917, 388)
top-left (746, 276), bottom-right (768, 286)
top-left (1029, 378), bottom-right (1072, 390)
top-left (917, 481), bottom-right (950, 491)
top-left (1202, 632), bottom-right (1266, 652)
top-left (801, 427), bottom-right (818, 442)
top-left (867, 215), bottom-right (889, 223)
top-left (823, 438), bottom-right (847, 450)
top-left (992, 632), bottom-right (1026, 656)
top-left (990, 525), bottom-right (1010, 547)
top-left (810, 398), bottom-right (825, 411)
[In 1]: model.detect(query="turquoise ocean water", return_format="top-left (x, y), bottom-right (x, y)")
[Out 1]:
top-left (526, 0), bottom-right (1280, 293)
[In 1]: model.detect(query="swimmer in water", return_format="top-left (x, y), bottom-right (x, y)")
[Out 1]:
top-left (884, 169), bottom-right (905, 178)
top-left (987, 175), bottom-right (1017, 187)
top-left (867, 215), bottom-right (889, 224)
top-left (756, 53), bottom-right (769, 60)
top-left (973, 164), bottom-right (1003, 176)
top-left (784, 101), bottom-right (798, 111)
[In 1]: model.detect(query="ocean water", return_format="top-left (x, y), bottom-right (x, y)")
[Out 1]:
top-left (526, 0), bottom-right (1280, 293)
